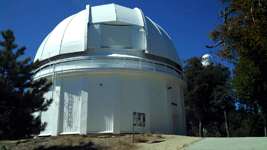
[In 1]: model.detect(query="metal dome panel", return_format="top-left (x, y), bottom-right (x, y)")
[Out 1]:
top-left (156, 24), bottom-right (182, 66)
top-left (61, 10), bottom-right (86, 54)
top-left (90, 4), bottom-right (116, 23)
top-left (34, 32), bottom-right (51, 62)
top-left (114, 4), bottom-right (143, 26)
top-left (41, 14), bottom-right (75, 60)
top-left (146, 17), bottom-right (169, 59)
top-left (35, 3), bottom-right (182, 69)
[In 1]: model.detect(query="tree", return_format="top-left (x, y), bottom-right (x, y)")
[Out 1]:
top-left (0, 29), bottom-right (53, 140)
top-left (183, 56), bottom-right (231, 137)
top-left (206, 0), bottom-right (267, 136)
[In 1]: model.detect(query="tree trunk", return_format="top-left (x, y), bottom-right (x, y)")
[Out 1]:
top-left (224, 110), bottom-right (230, 137)
top-left (199, 120), bottom-right (203, 137)
top-left (249, 114), bottom-right (260, 136)
top-left (264, 115), bottom-right (267, 137)
top-left (257, 104), bottom-right (267, 137)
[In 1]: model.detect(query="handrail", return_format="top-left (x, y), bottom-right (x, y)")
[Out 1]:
top-left (34, 56), bottom-right (186, 82)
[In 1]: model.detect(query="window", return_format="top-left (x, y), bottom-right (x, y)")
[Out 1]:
top-left (101, 24), bottom-right (132, 49)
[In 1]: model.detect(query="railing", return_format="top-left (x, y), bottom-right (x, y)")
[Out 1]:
top-left (34, 56), bottom-right (186, 82)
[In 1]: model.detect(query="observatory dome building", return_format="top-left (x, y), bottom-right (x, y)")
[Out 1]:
top-left (201, 54), bottom-right (212, 66)
top-left (34, 3), bottom-right (187, 136)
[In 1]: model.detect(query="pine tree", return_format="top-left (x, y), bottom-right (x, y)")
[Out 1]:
top-left (207, 0), bottom-right (267, 136)
top-left (0, 29), bottom-right (53, 140)
top-left (183, 56), bottom-right (231, 137)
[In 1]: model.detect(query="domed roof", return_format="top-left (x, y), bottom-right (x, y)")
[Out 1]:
top-left (201, 54), bottom-right (212, 66)
top-left (35, 3), bottom-right (182, 67)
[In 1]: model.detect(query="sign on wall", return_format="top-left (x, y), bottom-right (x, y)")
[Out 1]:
top-left (133, 112), bottom-right (145, 127)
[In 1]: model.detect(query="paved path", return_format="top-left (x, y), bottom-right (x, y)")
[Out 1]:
top-left (184, 137), bottom-right (267, 150)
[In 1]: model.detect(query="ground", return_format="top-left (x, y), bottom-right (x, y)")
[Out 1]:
top-left (0, 133), bottom-right (203, 150)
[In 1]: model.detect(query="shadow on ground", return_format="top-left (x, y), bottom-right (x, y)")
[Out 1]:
top-left (33, 141), bottom-right (100, 150)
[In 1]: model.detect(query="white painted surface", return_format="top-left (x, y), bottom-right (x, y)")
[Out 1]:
top-left (90, 4), bottom-right (116, 23)
top-left (120, 74), bottom-right (146, 133)
top-left (39, 78), bottom-right (61, 136)
top-left (39, 88), bottom-right (53, 135)
top-left (115, 4), bottom-right (143, 26)
top-left (79, 75), bottom-right (89, 134)
top-left (181, 89), bottom-right (187, 135)
top-left (145, 17), bottom-right (169, 59)
top-left (34, 32), bottom-right (51, 62)
top-left (170, 84), bottom-right (182, 135)
top-left (202, 54), bottom-right (212, 66)
top-left (148, 77), bottom-right (170, 133)
top-left (87, 75), bottom-right (114, 133)
top-left (38, 70), bottom-right (186, 136)
top-left (157, 25), bottom-right (182, 66)
top-left (61, 10), bottom-right (86, 54)
top-left (35, 3), bottom-right (187, 136)
top-left (51, 78), bottom-right (62, 136)
top-left (41, 15), bottom-right (75, 60)
top-left (35, 3), bottom-right (183, 68)
top-left (84, 5), bottom-right (90, 50)
top-left (59, 76), bottom-right (82, 133)
top-left (112, 75), bottom-right (121, 134)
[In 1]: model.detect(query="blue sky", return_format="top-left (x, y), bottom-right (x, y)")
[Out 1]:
top-left (0, 0), bottom-right (233, 70)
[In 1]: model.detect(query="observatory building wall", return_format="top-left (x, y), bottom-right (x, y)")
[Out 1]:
top-left (38, 70), bottom-right (186, 135)
top-left (34, 3), bottom-right (187, 136)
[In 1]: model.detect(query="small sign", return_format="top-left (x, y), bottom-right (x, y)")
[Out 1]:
top-left (133, 112), bottom-right (145, 127)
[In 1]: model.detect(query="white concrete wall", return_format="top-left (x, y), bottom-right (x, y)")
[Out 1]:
top-left (59, 76), bottom-right (83, 134)
top-left (87, 74), bottom-right (114, 133)
top-left (39, 78), bottom-right (62, 136)
top-left (120, 74), bottom-right (148, 133)
top-left (166, 80), bottom-right (186, 135)
top-left (148, 76), bottom-right (171, 133)
top-left (79, 76), bottom-right (89, 134)
top-left (39, 71), bottom-right (186, 136)
top-left (180, 89), bottom-right (187, 135)
top-left (113, 75), bottom-right (121, 134)
top-left (172, 83), bottom-right (183, 135)
top-left (40, 88), bottom-right (53, 135)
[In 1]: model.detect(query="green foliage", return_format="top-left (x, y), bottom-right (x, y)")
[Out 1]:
top-left (209, 0), bottom-right (267, 113)
top-left (183, 56), bottom-right (232, 137)
top-left (0, 29), bottom-right (53, 140)
top-left (208, 0), bottom-right (267, 136)
top-left (227, 108), bottom-right (265, 137)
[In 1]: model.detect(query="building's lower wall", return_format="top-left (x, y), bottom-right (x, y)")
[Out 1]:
top-left (39, 71), bottom-right (186, 136)
top-left (87, 74), bottom-right (114, 133)
top-left (39, 88), bottom-right (53, 136)
top-left (58, 76), bottom-right (84, 134)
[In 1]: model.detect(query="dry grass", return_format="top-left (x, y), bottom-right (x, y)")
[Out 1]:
top-left (0, 133), bottom-right (167, 150)
top-left (145, 132), bottom-right (152, 136)
top-left (133, 133), bottom-right (148, 143)
top-left (155, 132), bottom-right (163, 138)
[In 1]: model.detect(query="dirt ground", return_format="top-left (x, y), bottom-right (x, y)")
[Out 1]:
top-left (0, 133), bottom-right (203, 150)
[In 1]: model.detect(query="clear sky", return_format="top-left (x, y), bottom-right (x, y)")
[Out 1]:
top-left (0, 0), bottom-right (233, 70)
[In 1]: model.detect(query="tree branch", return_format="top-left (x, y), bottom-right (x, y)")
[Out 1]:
top-left (206, 41), bottom-right (223, 48)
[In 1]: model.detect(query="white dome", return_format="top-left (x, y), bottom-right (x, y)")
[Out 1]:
top-left (201, 54), bottom-right (212, 66)
top-left (34, 3), bottom-right (182, 67)
top-left (33, 3), bottom-right (187, 136)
